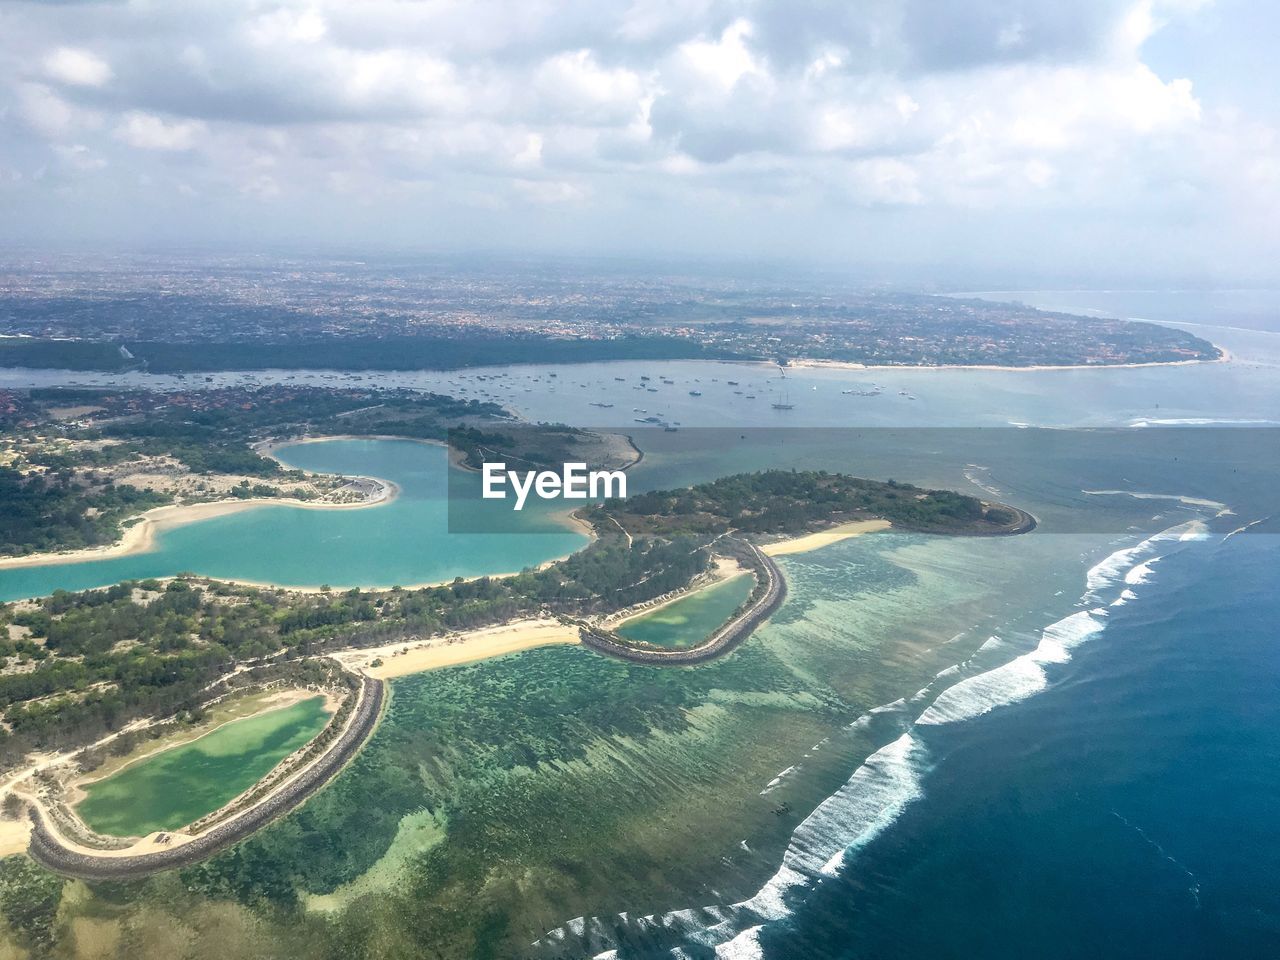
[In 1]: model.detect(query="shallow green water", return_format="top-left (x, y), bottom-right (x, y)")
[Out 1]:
top-left (616, 573), bottom-right (753, 647)
top-left (0, 439), bottom-right (586, 601)
top-left (76, 696), bottom-right (332, 836)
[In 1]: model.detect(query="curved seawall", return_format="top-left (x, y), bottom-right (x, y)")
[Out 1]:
top-left (28, 676), bottom-right (385, 880)
top-left (580, 542), bottom-right (787, 666)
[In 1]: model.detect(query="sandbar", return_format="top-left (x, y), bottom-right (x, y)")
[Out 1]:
top-left (760, 519), bottom-right (891, 556)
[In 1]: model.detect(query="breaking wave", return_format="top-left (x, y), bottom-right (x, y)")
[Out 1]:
top-left (536, 516), bottom-right (1218, 958)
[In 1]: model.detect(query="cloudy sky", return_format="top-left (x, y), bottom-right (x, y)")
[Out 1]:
top-left (0, 0), bottom-right (1276, 283)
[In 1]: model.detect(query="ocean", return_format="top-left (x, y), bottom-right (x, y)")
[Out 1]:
top-left (523, 290), bottom-right (1280, 958)
top-left (644, 291), bottom-right (1280, 959)
top-left (737, 523), bottom-right (1279, 960)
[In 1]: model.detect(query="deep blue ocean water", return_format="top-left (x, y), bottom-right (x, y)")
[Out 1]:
top-left (718, 291), bottom-right (1280, 960)
top-left (753, 530), bottom-right (1280, 960)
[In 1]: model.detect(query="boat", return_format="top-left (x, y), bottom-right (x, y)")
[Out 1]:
top-left (689, 390), bottom-right (702, 397)
top-left (590, 402), bottom-right (614, 408)
top-left (771, 389), bottom-right (794, 410)
top-left (727, 380), bottom-right (739, 386)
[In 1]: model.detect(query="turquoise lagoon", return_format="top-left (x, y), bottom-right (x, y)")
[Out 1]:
top-left (0, 438), bottom-right (586, 601)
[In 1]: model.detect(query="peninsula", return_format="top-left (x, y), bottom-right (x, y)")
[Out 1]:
top-left (0, 463), bottom-right (1033, 877)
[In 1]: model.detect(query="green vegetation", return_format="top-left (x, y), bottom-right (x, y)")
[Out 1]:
top-left (79, 387), bottom-right (502, 477)
top-left (0, 466), bottom-right (167, 557)
top-left (0, 386), bottom-right (622, 559)
top-left (0, 338), bottom-right (127, 371)
top-left (603, 469), bottom-right (1030, 538)
top-left (0, 466), bottom-right (1027, 772)
top-left (77, 696), bottom-right (332, 837)
top-left (447, 424), bottom-right (632, 472)
top-left (0, 483), bottom-right (1044, 960)
top-left (170, 536), bottom-right (992, 959)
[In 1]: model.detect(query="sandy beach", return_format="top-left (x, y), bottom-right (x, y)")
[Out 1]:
top-left (0, 430), bottom-right (620, 584)
top-left (337, 618), bottom-right (581, 679)
top-left (760, 519), bottom-right (892, 556)
top-left (0, 817), bottom-right (31, 858)
top-left (0, 480), bottom-right (397, 572)
top-left (255, 433), bottom-right (443, 459)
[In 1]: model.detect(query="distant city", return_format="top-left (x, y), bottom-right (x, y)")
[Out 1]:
top-left (0, 255), bottom-right (1219, 370)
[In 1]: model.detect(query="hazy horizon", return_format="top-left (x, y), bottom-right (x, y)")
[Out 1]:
top-left (1, 1), bottom-right (1277, 286)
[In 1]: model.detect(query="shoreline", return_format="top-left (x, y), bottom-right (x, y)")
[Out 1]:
top-left (759, 519), bottom-right (892, 556)
top-left (335, 618), bottom-right (582, 679)
top-left (186, 503), bottom-right (596, 596)
top-left (255, 433), bottom-right (445, 459)
top-left (0, 431), bottom-right (607, 594)
top-left (0, 477), bottom-right (398, 573)
top-left (26, 675), bottom-right (386, 878)
top-left (787, 348), bottom-right (1230, 374)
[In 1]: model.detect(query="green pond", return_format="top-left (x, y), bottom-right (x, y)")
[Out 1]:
top-left (0, 438), bottom-right (587, 601)
top-left (76, 696), bottom-right (333, 837)
top-left (616, 573), bottom-right (753, 648)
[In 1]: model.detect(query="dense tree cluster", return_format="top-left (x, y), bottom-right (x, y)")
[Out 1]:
top-left (0, 466), bottom-right (166, 557)
top-left (0, 333), bottom-right (741, 374)
top-left (606, 469), bottom-right (1010, 537)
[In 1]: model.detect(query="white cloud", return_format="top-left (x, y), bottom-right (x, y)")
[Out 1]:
top-left (678, 19), bottom-right (763, 92)
top-left (533, 50), bottom-right (648, 125)
top-left (15, 84), bottom-right (76, 138)
top-left (246, 8), bottom-right (329, 46)
top-left (115, 112), bottom-right (206, 151)
top-left (43, 47), bottom-right (112, 88)
top-left (0, 0), bottom-right (1273, 278)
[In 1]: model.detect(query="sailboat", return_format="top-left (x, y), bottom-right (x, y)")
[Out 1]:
top-left (771, 388), bottom-right (794, 410)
